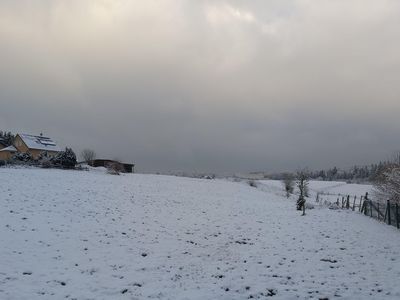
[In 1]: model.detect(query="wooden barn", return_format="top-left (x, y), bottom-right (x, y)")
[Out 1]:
top-left (89, 159), bottom-right (135, 173)
top-left (0, 145), bottom-right (18, 160)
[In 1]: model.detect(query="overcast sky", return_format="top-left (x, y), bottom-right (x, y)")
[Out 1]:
top-left (1, 0), bottom-right (400, 173)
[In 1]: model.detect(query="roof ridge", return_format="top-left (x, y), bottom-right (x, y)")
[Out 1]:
top-left (20, 133), bottom-right (52, 139)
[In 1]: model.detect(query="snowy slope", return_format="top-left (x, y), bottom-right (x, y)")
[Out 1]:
top-left (1, 168), bottom-right (400, 300)
top-left (260, 180), bottom-right (374, 206)
top-left (260, 180), bottom-right (373, 197)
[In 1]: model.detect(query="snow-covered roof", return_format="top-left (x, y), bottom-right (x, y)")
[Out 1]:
top-left (18, 134), bottom-right (61, 152)
top-left (0, 145), bottom-right (17, 152)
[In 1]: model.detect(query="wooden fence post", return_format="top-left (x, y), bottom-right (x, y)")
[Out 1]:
top-left (346, 195), bottom-right (350, 209)
top-left (364, 193), bottom-right (369, 216)
top-left (387, 200), bottom-right (391, 225)
top-left (377, 203), bottom-right (380, 221)
top-left (363, 200), bottom-right (367, 215)
top-left (384, 203), bottom-right (388, 222)
top-left (396, 203), bottom-right (399, 229)
top-left (359, 196), bottom-right (363, 212)
top-left (352, 196), bottom-right (356, 211)
top-left (342, 196), bottom-right (345, 208)
top-left (370, 201), bottom-right (373, 217)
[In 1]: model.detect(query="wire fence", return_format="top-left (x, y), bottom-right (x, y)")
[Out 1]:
top-left (316, 192), bottom-right (400, 229)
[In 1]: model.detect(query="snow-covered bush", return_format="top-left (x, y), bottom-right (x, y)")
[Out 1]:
top-left (248, 180), bottom-right (257, 188)
top-left (12, 152), bottom-right (33, 162)
top-left (106, 162), bottom-right (123, 175)
top-left (38, 151), bottom-right (51, 160)
top-left (41, 160), bottom-right (52, 168)
top-left (305, 202), bottom-right (315, 209)
top-left (51, 148), bottom-right (77, 169)
top-left (37, 151), bottom-right (52, 167)
top-left (373, 163), bottom-right (400, 204)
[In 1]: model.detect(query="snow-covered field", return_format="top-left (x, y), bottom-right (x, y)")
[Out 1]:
top-left (1, 168), bottom-right (400, 300)
top-left (259, 180), bottom-right (373, 200)
top-left (259, 180), bottom-right (374, 210)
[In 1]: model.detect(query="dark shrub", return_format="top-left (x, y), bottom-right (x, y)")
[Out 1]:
top-left (248, 180), bottom-right (257, 187)
top-left (12, 152), bottom-right (33, 162)
top-left (38, 151), bottom-right (50, 160)
top-left (41, 160), bottom-right (52, 168)
top-left (51, 148), bottom-right (77, 169)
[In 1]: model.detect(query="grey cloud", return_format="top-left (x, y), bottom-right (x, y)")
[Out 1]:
top-left (1, 0), bottom-right (400, 173)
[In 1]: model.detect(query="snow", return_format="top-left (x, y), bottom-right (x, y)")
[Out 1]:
top-left (1, 168), bottom-right (400, 299)
top-left (18, 134), bottom-right (60, 152)
top-left (260, 180), bottom-right (373, 197)
top-left (308, 181), bottom-right (373, 197)
top-left (260, 180), bottom-right (375, 205)
top-left (0, 145), bottom-right (17, 152)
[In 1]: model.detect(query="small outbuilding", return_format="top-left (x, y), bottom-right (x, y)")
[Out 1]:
top-left (0, 145), bottom-right (18, 161)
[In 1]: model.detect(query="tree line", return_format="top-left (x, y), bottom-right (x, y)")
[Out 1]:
top-left (0, 131), bottom-right (15, 146)
top-left (267, 162), bottom-right (393, 183)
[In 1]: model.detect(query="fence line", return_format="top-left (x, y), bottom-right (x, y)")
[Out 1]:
top-left (316, 192), bottom-right (399, 229)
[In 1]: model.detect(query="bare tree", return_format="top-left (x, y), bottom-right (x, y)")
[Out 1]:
top-left (296, 170), bottom-right (309, 213)
top-left (282, 173), bottom-right (294, 198)
top-left (81, 149), bottom-right (96, 163)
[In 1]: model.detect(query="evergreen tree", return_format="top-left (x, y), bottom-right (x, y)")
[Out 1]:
top-left (51, 148), bottom-right (77, 168)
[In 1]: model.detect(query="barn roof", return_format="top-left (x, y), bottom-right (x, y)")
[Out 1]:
top-left (18, 134), bottom-right (61, 152)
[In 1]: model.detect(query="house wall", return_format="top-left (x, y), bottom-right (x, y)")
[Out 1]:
top-left (0, 151), bottom-right (14, 160)
top-left (14, 135), bottom-right (29, 153)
